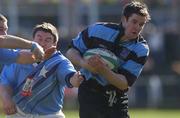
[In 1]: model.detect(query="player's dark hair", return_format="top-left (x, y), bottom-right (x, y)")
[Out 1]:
top-left (33, 22), bottom-right (59, 43)
top-left (122, 1), bottom-right (151, 21)
top-left (0, 14), bottom-right (7, 22)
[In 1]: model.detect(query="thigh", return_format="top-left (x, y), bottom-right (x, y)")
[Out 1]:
top-left (108, 107), bottom-right (130, 118)
top-left (78, 89), bottom-right (130, 118)
top-left (78, 86), bottom-right (108, 118)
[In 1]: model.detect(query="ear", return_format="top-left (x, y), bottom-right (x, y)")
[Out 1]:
top-left (121, 16), bottom-right (126, 27)
top-left (53, 42), bottom-right (57, 46)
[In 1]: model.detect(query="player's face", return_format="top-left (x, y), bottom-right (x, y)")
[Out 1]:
top-left (0, 21), bottom-right (8, 35)
top-left (122, 14), bottom-right (147, 40)
top-left (33, 31), bottom-right (56, 51)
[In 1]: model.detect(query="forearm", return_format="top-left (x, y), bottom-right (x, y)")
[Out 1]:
top-left (66, 48), bottom-right (99, 74)
top-left (0, 85), bottom-right (13, 101)
top-left (16, 50), bottom-right (35, 64)
top-left (0, 35), bottom-right (32, 49)
top-left (100, 67), bottom-right (128, 90)
top-left (66, 48), bottom-right (84, 67)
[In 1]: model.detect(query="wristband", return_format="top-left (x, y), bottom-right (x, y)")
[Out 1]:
top-left (31, 42), bottom-right (37, 52)
top-left (65, 72), bottom-right (76, 88)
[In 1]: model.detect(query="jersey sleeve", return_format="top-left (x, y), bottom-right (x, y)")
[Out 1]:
top-left (118, 43), bottom-right (149, 87)
top-left (71, 23), bottom-right (119, 54)
top-left (71, 28), bottom-right (89, 54)
top-left (56, 59), bottom-right (76, 87)
top-left (0, 64), bottom-right (18, 88)
top-left (0, 49), bottom-right (19, 64)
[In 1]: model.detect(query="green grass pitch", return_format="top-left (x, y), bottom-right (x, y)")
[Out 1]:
top-left (0, 109), bottom-right (180, 118)
top-left (64, 109), bottom-right (180, 118)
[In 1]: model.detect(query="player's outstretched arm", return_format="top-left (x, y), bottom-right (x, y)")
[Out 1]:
top-left (16, 50), bottom-right (36, 64)
top-left (30, 41), bottom-right (44, 61)
top-left (0, 35), bottom-right (34, 49)
top-left (16, 46), bottom-right (57, 64)
top-left (70, 71), bottom-right (84, 87)
top-left (0, 35), bottom-right (44, 61)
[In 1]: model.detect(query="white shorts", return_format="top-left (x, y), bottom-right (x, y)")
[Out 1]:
top-left (6, 107), bottom-right (65, 118)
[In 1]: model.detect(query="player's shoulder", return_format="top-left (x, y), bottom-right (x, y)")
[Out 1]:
top-left (56, 51), bottom-right (72, 64)
top-left (134, 36), bottom-right (149, 57)
top-left (87, 22), bottom-right (120, 40)
top-left (90, 22), bottom-right (120, 30)
top-left (81, 22), bottom-right (122, 40)
top-left (138, 36), bottom-right (149, 50)
top-left (56, 51), bottom-right (68, 60)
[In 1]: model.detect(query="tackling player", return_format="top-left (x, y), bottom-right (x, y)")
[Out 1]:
top-left (0, 22), bottom-right (84, 118)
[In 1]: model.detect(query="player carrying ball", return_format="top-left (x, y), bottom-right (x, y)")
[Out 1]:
top-left (66, 1), bottom-right (151, 118)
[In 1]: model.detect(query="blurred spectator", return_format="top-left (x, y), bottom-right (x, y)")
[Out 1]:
top-left (142, 22), bottom-right (165, 75)
top-left (164, 26), bottom-right (180, 75)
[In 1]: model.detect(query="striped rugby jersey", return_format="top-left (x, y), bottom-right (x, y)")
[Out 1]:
top-left (72, 22), bottom-right (149, 87)
top-left (0, 51), bottom-right (76, 114)
top-left (0, 49), bottom-right (19, 64)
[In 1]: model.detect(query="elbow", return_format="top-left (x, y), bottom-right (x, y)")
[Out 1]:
top-left (65, 49), bottom-right (71, 58)
top-left (116, 75), bottom-right (129, 90)
top-left (119, 84), bottom-right (128, 90)
top-left (66, 48), bottom-right (75, 59)
top-left (116, 81), bottom-right (128, 90)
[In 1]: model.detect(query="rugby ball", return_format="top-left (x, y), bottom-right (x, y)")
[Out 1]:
top-left (83, 48), bottom-right (119, 70)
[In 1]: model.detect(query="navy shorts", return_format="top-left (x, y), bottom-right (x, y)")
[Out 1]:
top-left (78, 79), bottom-right (130, 118)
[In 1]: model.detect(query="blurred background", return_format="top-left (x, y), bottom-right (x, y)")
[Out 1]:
top-left (0, 0), bottom-right (180, 116)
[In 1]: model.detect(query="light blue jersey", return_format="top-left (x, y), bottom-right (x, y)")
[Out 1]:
top-left (0, 49), bottom-right (19, 64)
top-left (0, 51), bottom-right (76, 115)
